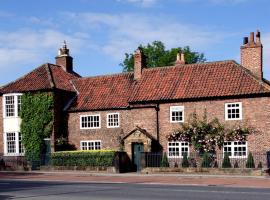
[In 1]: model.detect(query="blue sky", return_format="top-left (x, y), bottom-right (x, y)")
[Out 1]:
top-left (1, 0), bottom-right (270, 85)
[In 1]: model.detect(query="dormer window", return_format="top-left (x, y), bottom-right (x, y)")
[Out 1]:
top-left (3, 94), bottom-right (22, 118)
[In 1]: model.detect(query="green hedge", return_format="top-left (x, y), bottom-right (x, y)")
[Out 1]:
top-left (51, 150), bottom-right (116, 167)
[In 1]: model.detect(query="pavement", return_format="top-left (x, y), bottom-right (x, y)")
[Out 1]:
top-left (1, 170), bottom-right (270, 189)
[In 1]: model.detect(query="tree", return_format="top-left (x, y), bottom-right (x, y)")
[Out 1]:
top-left (246, 152), bottom-right (255, 168)
top-left (222, 152), bottom-right (232, 168)
top-left (120, 41), bottom-right (206, 72)
top-left (181, 153), bottom-right (190, 168)
top-left (160, 153), bottom-right (169, 167)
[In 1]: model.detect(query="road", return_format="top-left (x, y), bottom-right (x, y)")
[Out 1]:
top-left (1, 180), bottom-right (270, 200)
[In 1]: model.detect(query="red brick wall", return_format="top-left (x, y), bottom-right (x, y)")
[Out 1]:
top-left (158, 97), bottom-right (270, 153)
top-left (68, 107), bottom-right (157, 150)
top-left (0, 96), bottom-right (3, 155)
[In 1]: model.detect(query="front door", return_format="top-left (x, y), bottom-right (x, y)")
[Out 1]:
top-left (132, 143), bottom-right (144, 171)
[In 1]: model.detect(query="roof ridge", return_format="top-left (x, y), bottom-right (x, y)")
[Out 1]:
top-left (143, 60), bottom-right (236, 72)
top-left (76, 71), bottom-right (133, 81)
top-left (45, 64), bottom-right (55, 88)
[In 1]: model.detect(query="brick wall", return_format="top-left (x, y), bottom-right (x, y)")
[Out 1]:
top-left (0, 96), bottom-right (3, 154)
top-left (68, 96), bottom-right (270, 154)
top-left (158, 97), bottom-right (270, 153)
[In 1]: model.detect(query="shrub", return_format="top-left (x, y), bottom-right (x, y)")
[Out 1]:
top-left (201, 152), bottom-right (211, 168)
top-left (222, 152), bottom-right (232, 168)
top-left (234, 161), bottom-right (239, 168)
top-left (182, 153), bottom-right (189, 168)
top-left (51, 150), bottom-right (116, 167)
top-left (257, 161), bottom-right (263, 169)
top-left (246, 152), bottom-right (255, 168)
top-left (160, 153), bottom-right (169, 167)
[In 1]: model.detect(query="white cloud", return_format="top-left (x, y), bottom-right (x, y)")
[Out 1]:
top-left (64, 12), bottom-right (227, 60)
top-left (0, 29), bottom-right (89, 73)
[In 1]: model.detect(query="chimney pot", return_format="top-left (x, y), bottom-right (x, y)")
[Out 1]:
top-left (250, 32), bottom-right (255, 44)
top-left (256, 30), bottom-right (261, 44)
top-left (175, 51), bottom-right (185, 65)
top-left (243, 37), bottom-right (248, 45)
top-left (55, 41), bottom-right (73, 73)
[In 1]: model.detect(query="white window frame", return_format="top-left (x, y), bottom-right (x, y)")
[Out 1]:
top-left (80, 114), bottom-right (101, 129)
top-left (223, 141), bottom-right (248, 158)
top-left (167, 141), bottom-right (189, 158)
top-left (3, 93), bottom-right (22, 118)
top-left (170, 106), bottom-right (184, 123)
top-left (225, 102), bottom-right (242, 121)
top-left (80, 140), bottom-right (102, 150)
top-left (107, 113), bottom-right (120, 128)
top-left (3, 132), bottom-right (24, 156)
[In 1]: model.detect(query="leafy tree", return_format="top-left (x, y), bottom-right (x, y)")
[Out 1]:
top-left (120, 41), bottom-right (206, 72)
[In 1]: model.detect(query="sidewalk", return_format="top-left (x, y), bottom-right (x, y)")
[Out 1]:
top-left (1, 170), bottom-right (270, 188)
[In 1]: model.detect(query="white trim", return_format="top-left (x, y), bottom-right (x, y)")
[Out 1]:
top-left (80, 114), bottom-right (101, 129)
top-left (225, 102), bottom-right (242, 121)
top-left (3, 93), bottom-right (22, 119)
top-left (167, 141), bottom-right (189, 158)
top-left (223, 141), bottom-right (248, 158)
top-left (170, 106), bottom-right (184, 123)
top-left (80, 140), bottom-right (102, 150)
top-left (3, 132), bottom-right (25, 156)
top-left (106, 113), bottom-right (120, 128)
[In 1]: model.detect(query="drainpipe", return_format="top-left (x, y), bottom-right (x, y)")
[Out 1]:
top-left (155, 103), bottom-right (160, 142)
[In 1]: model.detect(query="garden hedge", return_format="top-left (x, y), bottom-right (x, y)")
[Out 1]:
top-left (51, 150), bottom-right (116, 167)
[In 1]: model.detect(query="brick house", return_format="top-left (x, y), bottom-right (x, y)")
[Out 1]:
top-left (1, 31), bottom-right (270, 167)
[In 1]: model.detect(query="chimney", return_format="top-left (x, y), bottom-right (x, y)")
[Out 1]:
top-left (134, 48), bottom-right (144, 81)
top-left (175, 51), bottom-right (185, 65)
top-left (55, 41), bottom-right (73, 72)
top-left (240, 30), bottom-right (263, 80)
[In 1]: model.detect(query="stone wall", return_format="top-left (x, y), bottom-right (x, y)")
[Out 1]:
top-left (0, 96), bottom-right (3, 154)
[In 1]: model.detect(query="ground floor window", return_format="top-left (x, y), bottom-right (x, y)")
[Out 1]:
top-left (223, 141), bottom-right (247, 158)
top-left (168, 141), bottom-right (189, 158)
top-left (4, 132), bottom-right (24, 156)
top-left (80, 140), bottom-right (101, 150)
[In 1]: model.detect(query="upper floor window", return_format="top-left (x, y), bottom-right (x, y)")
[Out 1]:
top-left (170, 106), bottom-right (184, 123)
top-left (168, 141), bottom-right (189, 158)
top-left (107, 113), bottom-right (120, 128)
top-left (3, 94), bottom-right (22, 118)
top-left (80, 114), bottom-right (100, 129)
top-left (80, 140), bottom-right (101, 150)
top-left (223, 141), bottom-right (247, 158)
top-left (225, 102), bottom-right (242, 121)
top-left (4, 132), bottom-right (24, 156)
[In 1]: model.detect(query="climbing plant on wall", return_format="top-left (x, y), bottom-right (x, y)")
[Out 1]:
top-left (20, 92), bottom-right (54, 161)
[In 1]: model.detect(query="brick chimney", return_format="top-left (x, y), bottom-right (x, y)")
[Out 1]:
top-left (134, 48), bottom-right (144, 81)
top-left (175, 51), bottom-right (185, 65)
top-left (240, 30), bottom-right (263, 80)
top-left (55, 41), bottom-right (73, 72)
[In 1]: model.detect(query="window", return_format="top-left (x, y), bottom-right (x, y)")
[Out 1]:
top-left (80, 140), bottom-right (101, 150)
top-left (80, 115), bottom-right (100, 129)
top-left (3, 94), bottom-right (22, 118)
top-left (223, 141), bottom-right (247, 158)
top-left (4, 132), bottom-right (24, 156)
top-left (168, 142), bottom-right (189, 158)
top-left (225, 102), bottom-right (242, 120)
top-left (170, 106), bottom-right (184, 123)
top-left (107, 113), bottom-right (120, 128)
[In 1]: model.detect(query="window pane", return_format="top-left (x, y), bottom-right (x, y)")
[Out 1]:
top-left (6, 132), bottom-right (16, 153)
top-left (5, 96), bottom-right (15, 117)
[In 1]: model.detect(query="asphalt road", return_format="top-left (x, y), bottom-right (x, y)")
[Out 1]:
top-left (1, 180), bottom-right (270, 200)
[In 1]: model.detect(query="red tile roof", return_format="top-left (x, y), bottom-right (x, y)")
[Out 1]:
top-left (69, 60), bottom-right (270, 111)
top-left (69, 73), bottom-right (134, 111)
top-left (129, 60), bottom-right (270, 103)
top-left (1, 64), bottom-right (80, 93)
